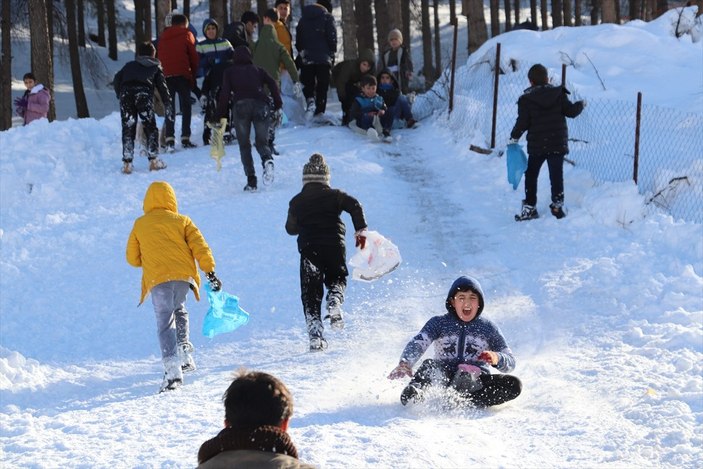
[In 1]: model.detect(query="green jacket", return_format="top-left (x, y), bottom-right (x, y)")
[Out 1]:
top-left (331, 48), bottom-right (376, 101)
top-left (252, 24), bottom-right (299, 85)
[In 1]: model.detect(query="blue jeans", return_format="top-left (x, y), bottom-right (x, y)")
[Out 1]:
top-left (387, 94), bottom-right (413, 123)
top-left (356, 111), bottom-right (393, 131)
top-left (231, 99), bottom-right (272, 180)
top-left (151, 280), bottom-right (191, 360)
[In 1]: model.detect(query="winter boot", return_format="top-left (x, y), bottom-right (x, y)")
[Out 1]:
top-left (243, 176), bottom-right (258, 192)
top-left (324, 299), bottom-right (344, 330)
top-left (515, 201), bottom-right (539, 221)
top-left (406, 118), bottom-right (417, 129)
top-left (181, 139), bottom-right (197, 149)
top-left (121, 161), bottom-right (134, 174)
top-left (159, 356), bottom-right (184, 393)
top-left (263, 160), bottom-right (275, 186)
top-left (305, 98), bottom-right (316, 121)
top-left (400, 383), bottom-right (424, 406)
top-left (163, 137), bottom-right (176, 153)
top-left (149, 158), bottom-right (167, 171)
top-left (451, 365), bottom-right (484, 397)
top-left (309, 336), bottom-right (328, 352)
top-left (550, 202), bottom-right (566, 219)
top-left (382, 129), bottom-right (392, 143)
top-left (179, 342), bottom-right (196, 373)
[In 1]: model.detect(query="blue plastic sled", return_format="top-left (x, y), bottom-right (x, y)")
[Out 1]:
top-left (202, 283), bottom-right (250, 338)
top-left (506, 143), bottom-right (528, 190)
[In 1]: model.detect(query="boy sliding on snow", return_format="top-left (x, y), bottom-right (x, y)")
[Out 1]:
top-left (348, 74), bottom-right (393, 142)
top-left (388, 276), bottom-right (522, 407)
top-left (126, 181), bottom-right (222, 393)
top-left (285, 153), bottom-right (368, 351)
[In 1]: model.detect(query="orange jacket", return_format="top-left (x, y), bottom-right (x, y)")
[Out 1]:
top-left (157, 26), bottom-right (199, 86)
top-left (126, 182), bottom-right (215, 304)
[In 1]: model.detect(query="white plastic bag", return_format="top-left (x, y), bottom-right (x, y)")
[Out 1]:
top-left (348, 230), bottom-right (402, 281)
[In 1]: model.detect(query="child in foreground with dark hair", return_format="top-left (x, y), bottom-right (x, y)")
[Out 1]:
top-left (388, 276), bottom-right (522, 407)
top-left (14, 72), bottom-right (51, 126)
top-left (348, 74), bottom-right (393, 142)
top-left (510, 63), bottom-right (585, 221)
top-left (197, 370), bottom-right (315, 468)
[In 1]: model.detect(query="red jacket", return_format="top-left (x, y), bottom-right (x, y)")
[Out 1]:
top-left (157, 26), bottom-right (199, 86)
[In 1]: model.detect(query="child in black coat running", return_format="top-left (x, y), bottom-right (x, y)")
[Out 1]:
top-left (285, 153), bottom-right (367, 351)
top-left (510, 63), bottom-right (585, 220)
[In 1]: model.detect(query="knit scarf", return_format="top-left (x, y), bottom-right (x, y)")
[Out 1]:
top-left (197, 425), bottom-right (299, 464)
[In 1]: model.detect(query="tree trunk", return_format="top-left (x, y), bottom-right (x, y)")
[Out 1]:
top-left (552, 0), bottom-right (563, 26)
top-left (387, 0), bottom-right (402, 30)
top-left (591, 0), bottom-right (600, 24)
top-left (656, 0), bottom-right (667, 18)
top-left (563, 0), bottom-right (572, 25)
top-left (467, 0), bottom-right (488, 53)
top-left (575, 0), bottom-right (582, 25)
top-left (183, 0), bottom-right (190, 19)
top-left (504, 0), bottom-right (512, 30)
top-left (256, 0), bottom-right (267, 18)
top-left (0, 0), bottom-right (12, 130)
top-left (433, 0), bottom-right (441, 80)
top-left (615, 0), bottom-right (621, 23)
top-left (210, 0), bottom-right (226, 34)
top-left (541, 0), bottom-right (549, 28)
top-left (355, 0), bottom-right (375, 54)
top-left (514, 0), bottom-right (520, 24)
top-left (530, 0), bottom-right (538, 28)
top-left (601, 0), bottom-right (616, 23)
top-left (96, 0), bottom-right (106, 46)
top-left (77, 0), bottom-right (86, 46)
top-left (157, 0), bottom-right (170, 37)
top-left (135, 0), bottom-right (151, 46)
top-left (47, 0), bottom-right (54, 58)
top-left (449, 0), bottom-right (457, 23)
top-left (490, 0), bottom-right (500, 36)
top-left (66, 0), bottom-right (90, 118)
top-left (231, 0), bottom-right (250, 23)
top-left (420, 0), bottom-right (434, 88)
top-left (375, 0), bottom-right (389, 56)
top-left (401, 0), bottom-right (410, 56)
top-left (107, 0), bottom-right (118, 60)
top-left (697, 0), bottom-right (703, 18)
top-left (629, 0), bottom-right (641, 20)
top-left (28, 0), bottom-right (55, 121)
top-left (341, 0), bottom-right (358, 60)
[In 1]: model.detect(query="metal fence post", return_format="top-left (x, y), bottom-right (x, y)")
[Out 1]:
top-left (490, 43), bottom-right (501, 149)
top-left (634, 92), bottom-right (642, 184)
top-left (449, 17), bottom-right (458, 115)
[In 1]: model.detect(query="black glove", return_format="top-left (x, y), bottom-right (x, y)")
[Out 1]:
top-left (205, 271), bottom-right (222, 292)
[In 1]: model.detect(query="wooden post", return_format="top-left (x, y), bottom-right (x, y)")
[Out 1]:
top-left (633, 92), bottom-right (642, 184)
top-left (490, 43), bottom-right (501, 149)
top-left (561, 63), bottom-right (566, 87)
top-left (449, 17), bottom-right (459, 114)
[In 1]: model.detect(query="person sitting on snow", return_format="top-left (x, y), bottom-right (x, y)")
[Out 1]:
top-left (376, 68), bottom-right (417, 129)
top-left (388, 275), bottom-right (522, 407)
top-left (348, 74), bottom-right (392, 142)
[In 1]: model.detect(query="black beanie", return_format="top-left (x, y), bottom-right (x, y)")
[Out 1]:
top-left (302, 153), bottom-right (330, 185)
top-left (317, 0), bottom-right (332, 13)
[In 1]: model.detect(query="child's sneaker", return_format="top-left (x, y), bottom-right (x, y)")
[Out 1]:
top-left (515, 202), bottom-right (539, 221)
top-left (179, 342), bottom-right (196, 373)
top-left (382, 129), bottom-right (392, 143)
top-left (309, 336), bottom-right (328, 352)
top-left (149, 158), bottom-right (167, 171)
top-left (550, 203), bottom-right (566, 219)
top-left (121, 161), bottom-right (133, 174)
top-left (263, 160), bottom-right (275, 186)
top-left (400, 383), bottom-right (424, 406)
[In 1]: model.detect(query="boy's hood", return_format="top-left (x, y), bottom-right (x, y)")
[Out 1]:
top-left (377, 67), bottom-right (399, 89)
top-left (522, 84), bottom-right (568, 108)
top-left (143, 181), bottom-right (178, 214)
top-left (445, 276), bottom-right (485, 319)
top-left (233, 45), bottom-right (253, 64)
top-left (202, 18), bottom-right (219, 36)
top-left (135, 56), bottom-right (161, 68)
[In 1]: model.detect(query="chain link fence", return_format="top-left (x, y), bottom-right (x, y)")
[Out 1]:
top-left (414, 48), bottom-right (703, 223)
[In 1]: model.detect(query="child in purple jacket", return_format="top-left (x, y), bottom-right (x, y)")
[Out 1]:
top-left (14, 72), bottom-right (50, 125)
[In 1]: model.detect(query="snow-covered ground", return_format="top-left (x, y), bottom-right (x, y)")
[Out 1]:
top-left (1, 6), bottom-right (702, 469)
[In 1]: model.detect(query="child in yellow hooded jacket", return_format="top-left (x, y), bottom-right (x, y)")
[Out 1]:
top-left (126, 181), bottom-right (221, 392)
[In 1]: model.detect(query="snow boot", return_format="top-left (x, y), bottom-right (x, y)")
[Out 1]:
top-left (400, 383), bottom-right (424, 406)
top-left (159, 356), bottom-right (184, 393)
top-left (550, 202), bottom-right (566, 219)
top-left (179, 342), bottom-right (196, 373)
top-left (243, 176), bottom-right (257, 192)
top-left (324, 300), bottom-right (344, 330)
top-left (181, 139), bottom-right (197, 149)
top-left (305, 98), bottom-right (316, 121)
top-left (121, 161), bottom-right (134, 174)
top-left (309, 336), bottom-right (328, 352)
top-left (149, 158), bottom-right (167, 171)
top-left (515, 202), bottom-right (539, 221)
top-left (382, 129), bottom-right (392, 143)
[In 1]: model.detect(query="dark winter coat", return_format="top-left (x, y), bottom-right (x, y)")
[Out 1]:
top-left (157, 25), bottom-right (199, 86)
top-left (348, 94), bottom-right (386, 122)
top-left (216, 46), bottom-right (282, 120)
top-left (195, 18), bottom-right (234, 78)
top-left (222, 21), bottom-right (252, 50)
top-left (378, 45), bottom-right (413, 94)
top-left (331, 49), bottom-right (376, 101)
top-left (197, 425), bottom-right (315, 469)
top-left (252, 24), bottom-right (299, 84)
top-left (285, 182), bottom-right (367, 252)
top-left (376, 68), bottom-right (401, 107)
top-left (510, 84), bottom-right (584, 156)
top-left (113, 56), bottom-right (171, 107)
top-left (295, 4), bottom-right (337, 66)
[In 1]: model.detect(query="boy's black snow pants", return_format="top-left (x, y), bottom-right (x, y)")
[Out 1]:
top-left (299, 245), bottom-right (347, 339)
top-left (411, 359), bottom-right (522, 407)
top-left (119, 85), bottom-right (158, 161)
top-left (524, 152), bottom-right (565, 207)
